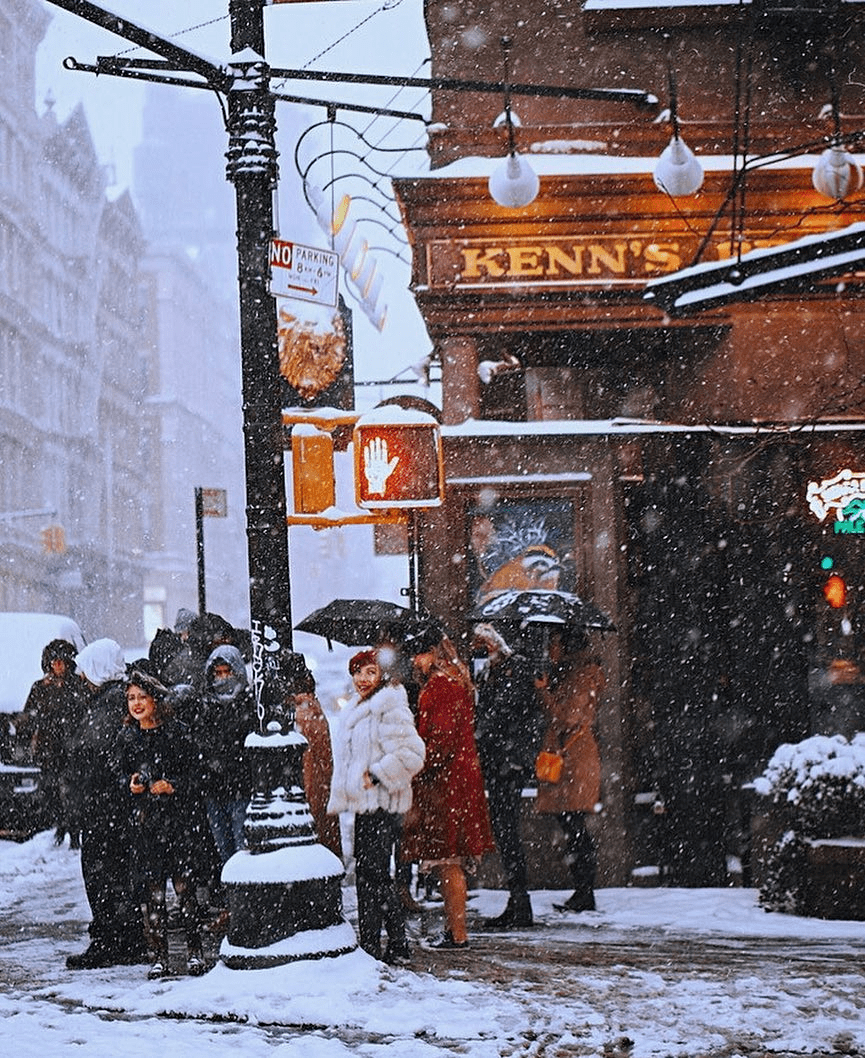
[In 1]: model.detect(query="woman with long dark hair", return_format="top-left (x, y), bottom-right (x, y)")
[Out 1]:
top-left (401, 632), bottom-right (495, 949)
top-left (114, 670), bottom-right (206, 978)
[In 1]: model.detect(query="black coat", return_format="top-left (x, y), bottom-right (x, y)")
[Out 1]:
top-left (112, 718), bottom-right (205, 883)
top-left (66, 680), bottom-right (129, 823)
top-left (474, 651), bottom-right (544, 779)
top-left (23, 674), bottom-right (86, 774)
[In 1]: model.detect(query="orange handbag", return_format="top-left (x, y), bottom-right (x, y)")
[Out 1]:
top-left (534, 724), bottom-right (587, 784)
top-left (534, 750), bottom-right (564, 784)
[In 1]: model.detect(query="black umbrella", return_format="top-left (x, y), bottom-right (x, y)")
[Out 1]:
top-left (295, 598), bottom-right (441, 648)
top-left (470, 588), bottom-right (615, 632)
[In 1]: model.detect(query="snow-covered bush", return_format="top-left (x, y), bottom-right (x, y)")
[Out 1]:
top-left (753, 734), bottom-right (865, 913)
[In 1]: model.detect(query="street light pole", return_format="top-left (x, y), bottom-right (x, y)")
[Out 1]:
top-left (218, 1), bottom-right (354, 968)
top-left (226, 0), bottom-right (294, 681)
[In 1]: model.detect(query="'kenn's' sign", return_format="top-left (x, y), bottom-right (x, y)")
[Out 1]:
top-left (426, 233), bottom-right (798, 291)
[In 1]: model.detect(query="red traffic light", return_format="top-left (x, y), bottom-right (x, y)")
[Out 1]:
top-left (354, 409), bottom-right (443, 509)
top-left (823, 573), bottom-right (847, 609)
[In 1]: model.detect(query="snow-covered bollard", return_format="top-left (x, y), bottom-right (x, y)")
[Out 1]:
top-left (220, 722), bottom-right (356, 968)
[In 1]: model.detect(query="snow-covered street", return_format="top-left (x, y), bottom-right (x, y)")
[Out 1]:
top-left (2, 832), bottom-right (864, 1057)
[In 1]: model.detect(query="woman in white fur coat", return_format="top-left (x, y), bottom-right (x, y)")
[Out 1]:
top-left (327, 648), bottom-right (425, 962)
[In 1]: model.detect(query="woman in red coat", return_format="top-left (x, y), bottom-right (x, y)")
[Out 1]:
top-left (535, 630), bottom-right (606, 912)
top-left (400, 632), bottom-right (495, 948)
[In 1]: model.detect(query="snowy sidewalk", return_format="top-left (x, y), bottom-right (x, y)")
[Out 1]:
top-left (2, 832), bottom-right (864, 1058)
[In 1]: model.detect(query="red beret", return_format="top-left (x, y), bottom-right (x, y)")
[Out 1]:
top-left (349, 649), bottom-right (378, 675)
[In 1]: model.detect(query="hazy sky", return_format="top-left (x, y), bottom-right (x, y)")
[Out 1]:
top-left (36, 0), bottom-right (431, 189)
top-left (35, 1), bottom-right (435, 380)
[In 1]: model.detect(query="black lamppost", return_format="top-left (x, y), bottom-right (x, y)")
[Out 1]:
top-left (225, 0), bottom-right (293, 667)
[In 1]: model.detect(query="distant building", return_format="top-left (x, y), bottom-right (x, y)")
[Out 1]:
top-left (136, 245), bottom-right (249, 637)
top-left (0, 2), bottom-right (253, 650)
top-left (0, 0), bottom-right (149, 643)
top-left (132, 85), bottom-right (252, 637)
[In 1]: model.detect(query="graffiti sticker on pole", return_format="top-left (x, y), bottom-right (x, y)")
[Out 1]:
top-left (269, 238), bottom-right (339, 307)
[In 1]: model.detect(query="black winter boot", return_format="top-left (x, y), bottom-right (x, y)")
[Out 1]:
top-left (481, 891), bottom-right (534, 930)
top-left (554, 887), bottom-right (596, 913)
top-left (143, 897), bottom-right (168, 977)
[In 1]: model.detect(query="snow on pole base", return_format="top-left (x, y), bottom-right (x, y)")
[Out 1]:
top-left (221, 845), bottom-right (355, 966)
top-left (219, 727), bottom-right (357, 967)
top-left (220, 921), bottom-right (358, 969)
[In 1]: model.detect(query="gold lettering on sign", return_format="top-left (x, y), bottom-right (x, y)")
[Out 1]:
top-left (643, 243), bottom-right (682, 273)
top-left (437, 228), bottom-right (851, 290)
top-left (587, 242), bottom-right (628, 275)
top-left (509, 246), bottom-right (545, 276)
top-left (461, 247), bottom-right (507, 278)
top-left (447, 235), bottom-right (702, 288)
top-left (545, 245), bottom-right (584, 276)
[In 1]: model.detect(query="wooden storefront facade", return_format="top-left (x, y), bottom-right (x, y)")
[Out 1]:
top-left (389, 0), bottom-right (865, 884)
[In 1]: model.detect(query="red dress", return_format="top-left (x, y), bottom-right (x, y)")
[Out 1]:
top-left (400, 672), bottom-right (495, 862)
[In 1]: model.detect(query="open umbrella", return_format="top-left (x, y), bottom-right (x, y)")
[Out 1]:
top-left (295, 598), bottom-right (441, 649)
top-left (470, 588), bottom-right (615, 632)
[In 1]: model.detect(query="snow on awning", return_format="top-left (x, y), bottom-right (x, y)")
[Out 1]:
top-left (643, 222), bottom-right (865, 315)
top-left (441, 417), bottom-right (865, 439)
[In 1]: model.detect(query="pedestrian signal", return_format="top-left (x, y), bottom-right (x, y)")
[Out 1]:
top-left (354, 409), bottom-right (443, 509)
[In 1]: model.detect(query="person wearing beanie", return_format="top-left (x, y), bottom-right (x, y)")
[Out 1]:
top-left (20, 639), bottom-right (86, 846)
top-left (66, 639), bottom-right (148, 970)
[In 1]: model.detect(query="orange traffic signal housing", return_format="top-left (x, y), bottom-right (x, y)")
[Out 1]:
top-left (40, 525), bottom-right (66, 554)
top-left (291, 425), bottom-right (335, 514)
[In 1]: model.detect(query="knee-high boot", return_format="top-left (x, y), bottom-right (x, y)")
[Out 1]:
top-left (143, 889), bottom-right (167, 974)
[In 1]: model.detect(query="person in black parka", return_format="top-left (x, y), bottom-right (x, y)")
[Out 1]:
top-left (21, 638), bottom-right (86, 845)
top-left (472, 623), bottom-right (545, 930)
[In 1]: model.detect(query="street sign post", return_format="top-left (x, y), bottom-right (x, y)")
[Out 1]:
top-left (194, 486), bottom-right (227, 614)
top-left (270, 238), bottom-right (339, 307)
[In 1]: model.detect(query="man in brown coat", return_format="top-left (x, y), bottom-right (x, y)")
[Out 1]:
top-left (535, 630), bottom-right (605, 912)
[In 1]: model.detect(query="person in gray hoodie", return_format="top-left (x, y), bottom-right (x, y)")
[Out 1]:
top-left (196, 644), bottom-right (257, 866)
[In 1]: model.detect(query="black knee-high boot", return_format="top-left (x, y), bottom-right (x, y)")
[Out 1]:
top-left (559, 812), bottom-right (596, 911)
top-left (143, 887), bottom-right (168, 976)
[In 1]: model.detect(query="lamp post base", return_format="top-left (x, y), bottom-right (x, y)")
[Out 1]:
top-left (220, 844), bottom-right (355, 966)
top-left (219, 726), bottom-right (357, 968)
